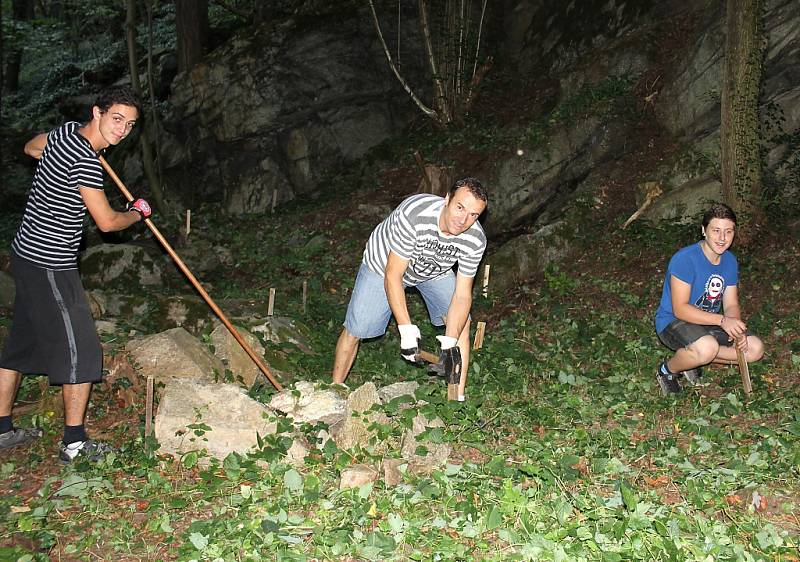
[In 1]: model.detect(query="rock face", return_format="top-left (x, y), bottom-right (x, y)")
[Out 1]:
top-left (126, 327), bottom-right (224, 383)
top-left (158, 10), bottom-right (423, 213)
top-left (154, 380), bottom-right (277, 460)
top-left (80, 243), bottom-right (165, 289)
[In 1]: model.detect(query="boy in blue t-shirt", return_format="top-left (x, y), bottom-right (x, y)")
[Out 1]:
top-left (654, 203), bottom-right (764, 394)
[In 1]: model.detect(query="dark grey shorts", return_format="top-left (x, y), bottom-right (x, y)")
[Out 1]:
top-left (0, 253), bottom-right (102, 385)
top-left (657, 319), bottom-right (740, 351)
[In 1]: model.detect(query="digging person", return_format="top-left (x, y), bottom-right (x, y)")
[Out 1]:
top-left (0, 86), bottom-right (152, 462)
top-left (654, 203), bottom-right (765, 394)
top-left (331, 178), bottom-right (488, 401)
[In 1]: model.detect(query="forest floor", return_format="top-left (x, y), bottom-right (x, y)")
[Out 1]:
top-left (2, 142), bottom-right (799, 560)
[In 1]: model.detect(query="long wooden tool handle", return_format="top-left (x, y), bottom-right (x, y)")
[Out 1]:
top-left (736, 338), bottom-right (752, 396)
top-left (99, 156), bottom-right (283, 391)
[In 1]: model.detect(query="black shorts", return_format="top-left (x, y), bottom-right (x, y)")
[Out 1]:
top-left (0, 253), bottom-right (102, 385)
top-left (657, 319), bottom-right (745, 351)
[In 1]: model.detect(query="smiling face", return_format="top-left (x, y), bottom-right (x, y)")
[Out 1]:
top-left (93, 103), bottom-right (138, 148)
top-left (439, 186), bottom-right (487, 236)
top-left (702, 217), bottom-right (736, 258)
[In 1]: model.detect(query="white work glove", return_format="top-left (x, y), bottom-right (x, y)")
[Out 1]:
top-left (398, 324), bottom-right (421, 362)
top-left (436, 335), bottom-right (458, 350)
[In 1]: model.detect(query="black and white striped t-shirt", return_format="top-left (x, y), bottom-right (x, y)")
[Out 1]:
top-left (12, 122), bottom-right (104, 270)
top-left (363, 194), bottom-right (486, 286)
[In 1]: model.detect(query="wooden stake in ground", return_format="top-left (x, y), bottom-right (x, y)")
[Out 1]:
top-left (271, 190), bottom-right (278, 214)
top-left (99, 156), bottom-right (283, 391)
top-left (302, 280), bottom-right (308, 313)
top-left (482, 264), bottom-right (490, 298)
top-left (473, 321), bottom-right (486, 350)
top-left (185, 209), bottom-right (191, 236)
top-left (737, 337), bottom-right (752, 396)
top-left (145, 376), bottom-right (154, 438)
top-left (268, 288), bottom-right (276, 316)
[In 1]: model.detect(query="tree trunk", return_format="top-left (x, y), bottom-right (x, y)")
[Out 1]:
top-left (175, 0), bottom-right (209, 74)
top-left (720, 0), bottom-right (764, 227)
top-left (3, 0), bottom-right (35, 93)
top-left (126, 0), bottom-right (167, 215)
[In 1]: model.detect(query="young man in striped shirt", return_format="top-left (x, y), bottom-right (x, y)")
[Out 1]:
top-left (332, 178), bottom-right (488, 400)
top-left (0, 86), bottom-right (152, 462)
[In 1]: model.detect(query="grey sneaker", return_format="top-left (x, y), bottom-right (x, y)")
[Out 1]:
top-left (59, 439), bottom-right (115, 464)
top-left (681, 367), bottom-right (703, 386)
top-left (656, 369), bottom-right (681, 395)
top-left (0, 427), bottom-right (43, 450)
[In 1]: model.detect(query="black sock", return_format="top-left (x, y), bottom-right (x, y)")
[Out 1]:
top-left (0, 415), bottom-right (13, 434)
top-left (63, 424), bottom-right (87, 445)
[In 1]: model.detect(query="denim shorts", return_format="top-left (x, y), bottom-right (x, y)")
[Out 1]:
top-left (344, 263), bottom-right (455, 339)
top-left (657, 319), bottom-right (742, 351)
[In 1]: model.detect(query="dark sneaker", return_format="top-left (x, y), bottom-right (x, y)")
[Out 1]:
top-left (59, 439), bottom-right (115, 464)
top-left (681, 367), bottom-right (703, 386)
top-left (656, 370), bottom-right (681, 395)
top-left (0, 427), bottom-right (43, 450)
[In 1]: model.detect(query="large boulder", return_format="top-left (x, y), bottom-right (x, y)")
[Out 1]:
top-left (210, 322), bottom-right (267, 388)
top-left (488, 221), bottom-right (572, 294)
top-left (154, 380), bottom-right (277, 460)
top-left (268, 381), bottom-right (347, 427)
top-left (333, 382), bottom-right (391, 451)
top-left (80, 243), bottom-right (166, 289)
top-left (126, 327), bottom-right (223, 383)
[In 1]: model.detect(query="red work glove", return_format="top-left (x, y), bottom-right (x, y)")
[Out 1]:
top-left (126, 198), bottom-right (152, 219)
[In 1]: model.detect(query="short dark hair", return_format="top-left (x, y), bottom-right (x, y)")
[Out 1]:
top-left (702, 202), bottom-right (737, 227)
top-left (449, 177), bottom-right (488, 204)
top-left (93, 86), bottom-right (142, 117)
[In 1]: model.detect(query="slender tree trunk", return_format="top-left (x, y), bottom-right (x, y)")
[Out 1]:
top-left (720, 0), bottom-right (763, 227)
top-left (175, 0), bottom-right (209, 74)
top-left (126, 0), bottom-right (167, 214)
top-left (3, 0), bottom-right (35, 93)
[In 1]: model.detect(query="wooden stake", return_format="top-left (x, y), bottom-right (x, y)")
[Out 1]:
top-left (185, 209), bottom-right (191, 236)
top-left (271, 190), bottom-right (278, 213)
top-left (473, 321), bottom-right (486, 350)
top-left (482, 264), bottom-right (490, 298)
top-left (737, 338), bottom-right (752, 396)
top-left (145, 376), bottom-right (154, 438)
top-left (302, 280), bottom-right (308, 313)
top-left (268, 288), bottom-right (276, 316)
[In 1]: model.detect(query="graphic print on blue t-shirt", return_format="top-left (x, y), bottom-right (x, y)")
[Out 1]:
top-left (694, 273), bottom-right (725, 313)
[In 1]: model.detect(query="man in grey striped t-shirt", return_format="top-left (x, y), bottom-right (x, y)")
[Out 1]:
top-left (332, 178), bottom-right (487, 400)
top-left (0, 87), bottom-right (151, 462)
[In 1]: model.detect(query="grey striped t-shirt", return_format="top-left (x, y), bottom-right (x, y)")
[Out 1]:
top-left (12, 122), bottom-right (104, 270)
top-left (363, 194), bottom-right (486, 286)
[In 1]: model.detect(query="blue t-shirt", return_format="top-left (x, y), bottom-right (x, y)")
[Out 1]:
top-left (655, 242), bottom-right (738, 333)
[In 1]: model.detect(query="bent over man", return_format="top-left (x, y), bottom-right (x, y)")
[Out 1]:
top-left (654, 203), bottom-right (764, 394)
top-left (0, 86), bottom-right (152, 462)
top-left (332, 178), bottom-right (488, 401)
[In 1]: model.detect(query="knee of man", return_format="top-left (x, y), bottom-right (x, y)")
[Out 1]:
top-left (690, 336), bottom-right (719, 364)
top-left (748, 337), bottom-right (765, 362)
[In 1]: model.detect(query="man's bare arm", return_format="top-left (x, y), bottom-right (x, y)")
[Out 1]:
top-left (24, 133), bottom-right (48, 160)
top-left (444, 273), bottom-right (474, 338)
top-left (80, 187), bottom-right (141, 233)
top-left (384, 251), bottom-right (411, 325)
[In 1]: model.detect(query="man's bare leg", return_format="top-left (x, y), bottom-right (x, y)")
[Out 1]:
top-left (63, 382), bottom-right (92, 426)
top-left (332, 329), bottom-right (360, 384)
top-left (0, 368), bottom-right (22, 417)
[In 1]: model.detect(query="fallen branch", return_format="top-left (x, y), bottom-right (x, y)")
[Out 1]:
top-left (622, 182), bottom-right (662, 230)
